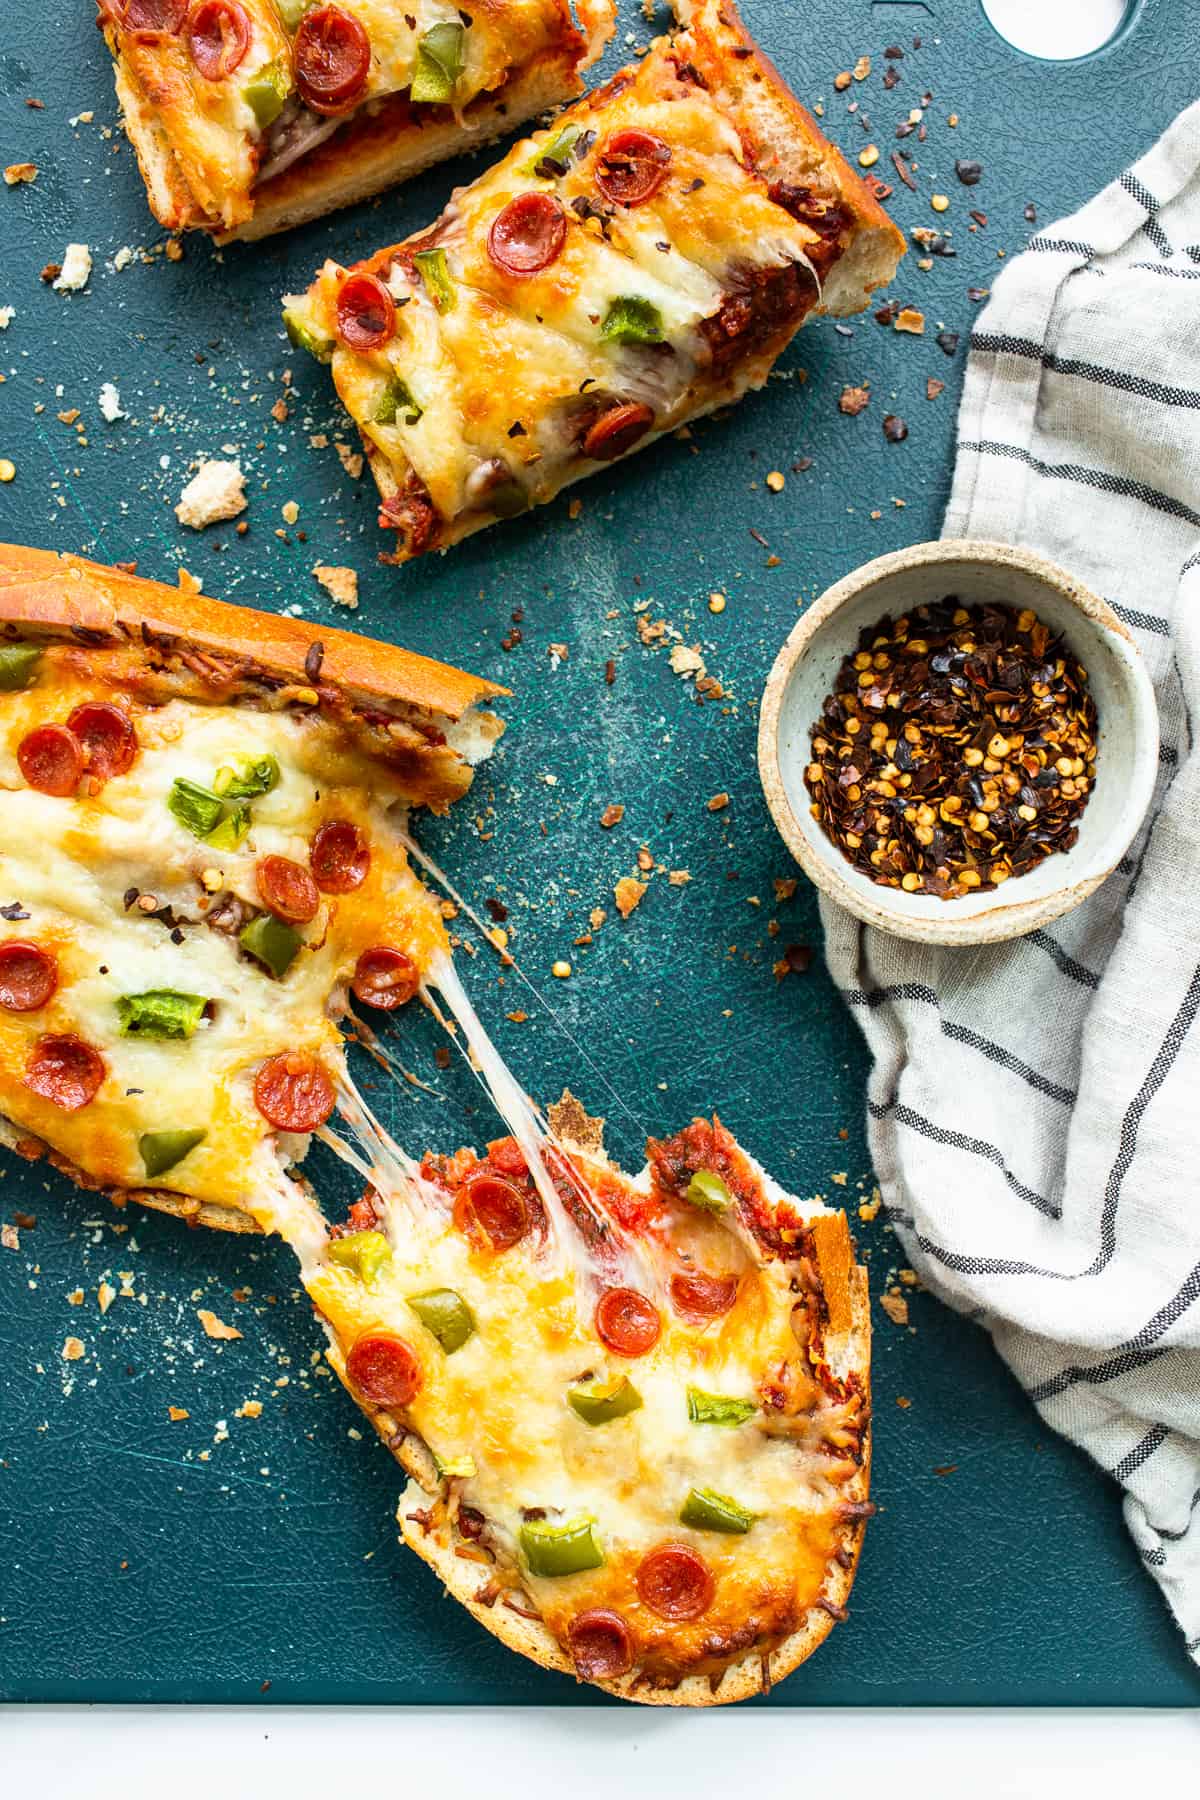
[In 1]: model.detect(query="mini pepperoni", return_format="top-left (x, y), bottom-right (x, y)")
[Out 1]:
top-left (25, 1034), bottom-right (105, 1112)
top-left (17, 724), bottom-right (84, 797)
top-left (65, 702), bottom-right (138, 780)
top-left (294, 5), bottom-right (372, 114)
top-left (669, 1270), bottom-right (739, 1323)
top-left (350, 946), bottom-right (419, 1011)
top-left (120, 0), bottom-right (187, 30)
top-left (453, 1171), bottom-right (529, 1252)
top-left (186, 0), bottom-right (250, 78)
top-left (582, 403), bottom-right (654, 463)
top-left (636, 1543), bottom-right (714, 1621)
top-left (335, 271), bottom-right (396, 351)
top-left (253, 1051), bottom-right (336, 1133)
top-left (595, 1286), bottom-right (661, 1358)
top-left (310, 819), bottom-right (371, 893)
top-left (595, 129), bottom-right (672, 207)
top-left (257, 855), bottom-right (320, 925)
top-left (487, 193), bottom-right (567, 277)
top-left (568, 1610), bottom-right (633, 1681)
top-left (346, 1331), bottom-right (423, 1408)
top-left (0, 942), bottom-right (58, 1013)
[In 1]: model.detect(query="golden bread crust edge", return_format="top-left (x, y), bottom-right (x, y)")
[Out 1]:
top-left (0, 542), bottom-right (506, 722)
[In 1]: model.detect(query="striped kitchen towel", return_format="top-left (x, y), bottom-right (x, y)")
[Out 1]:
top-left (820, 98), bottom-right (1200, 1662)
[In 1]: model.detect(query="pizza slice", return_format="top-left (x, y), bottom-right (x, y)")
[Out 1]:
top-left (97, 0), bottom-right (615, 240)
top-left (281, 0), bottom-right (905, 561)
top-left (0, 541), bottom-right (503, 1233)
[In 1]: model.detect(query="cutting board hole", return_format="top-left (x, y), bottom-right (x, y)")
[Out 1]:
top-left (980, 0), bottom-right (1134, 60)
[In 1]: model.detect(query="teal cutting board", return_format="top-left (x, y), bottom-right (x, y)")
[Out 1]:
top-left (1, 0), bottom-right (1198, 1706)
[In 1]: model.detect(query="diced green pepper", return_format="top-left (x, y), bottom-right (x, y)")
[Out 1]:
top-left (276, 0), bottom-right (310, 27)
top-left (373, 374), bottom-right (423, 427)
top-left (679, 1486), bottom-right (758, 1534)
top-left (213, 754), bottom-right (280, 799)
top-left (433, 1449), bottom-right (478, 1479)
top-left (408, 1287), bottom-right (476, 1354)
top-left (168, 778), bottom-right (225, 840)
top-left (204, 801), bottom-right (251, 851)
top-left (328, 1229), bottom-right (393, 1288)
top-left (139, 1128), bottom-right (207, 1179)
top-left (519, 1517), bottom-right (605, 1577)
top-left (239, 913), bottom-right (302, 979)
top-left (686, 1388), bottom-right (756, 1428)
top-left (413, 248), bottom-right (455, 313)
top-left (0, 642), bottom-right (42, 691)
top-left (410, 22), bottom-right (465, 104)
top-left (600, 296), bottom-right (665, 346)
top-left (283, 305), bottom-right (335, 362)
top-left (117, 990), bottom-right (208, 1041)
top-left (567, 1376), bottom-right (643, 1426)
top-left (685, 1169), bottom-right (732, 1215)
top-left (524, 125), bottom-right (579, 178)
top-left (243, 59), bottom-right (291, 130)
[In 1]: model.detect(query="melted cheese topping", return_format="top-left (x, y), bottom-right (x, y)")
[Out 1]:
top-left (110, 0), bottom-right (580, 231)
top-left (0, 656), bottom-right (446, 1217)
top-left (287, 44), bottom-right (826, 536)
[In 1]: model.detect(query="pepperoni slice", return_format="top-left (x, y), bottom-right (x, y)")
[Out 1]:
top-left (335, 271), bottom-right (396, 351)
top-left (595, 1287), bottom-right (661, 1357)
top-left (25, 1034), bottom-right (105, 1112)
top-left (568, 1610), bottom-right (633, 1681)
top-left (350, 946), bottom-right (419, 1011)
top-left (669, 1270), bottom-right (739, 1323)
top-left (256, 855), bottom-right (320, 925)
top-left (120, 0), bottom-right (187, 30)
top-left (487, 193), bottom-right (567, 277)
top-left (582, 403), bottom-right (654, 463)
top-left (453, 1172), bottom-right (529, 1252)
top-left (65, 702), bottom-right (138, 780)
top-left (185, 0), bottom-right (250, 78)
top-left (0, 942), bottom-right (58, 1013)
top-left (310, 820), bottom-right (371, 892)
top-left (294, 5), bottom-right (372, 114)
top-left (636, 1543), bottom-right (714, 1621)
top-left (346, 1331), bottom-right (423, 1408)
top-left (17, 724), bottom-right (84, 797)
top-left (595, 130), bottom-right (672, 207)
top-left (253, 1051), bottom-right (336, 1133)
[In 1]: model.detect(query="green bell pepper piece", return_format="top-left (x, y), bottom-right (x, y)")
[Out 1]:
top-left (433, 1449), bottom-right (477, 1479)
top-left (239, 913), bottom-right (302, 979)
top-left (410, 22), bottom-right (465, 104)
top-left (600, 296), bottom-right (665, 346)
top-left (204, 801), bottom-right (251, 851)
top-left (168, 778), bottom-right (225, 840)
top-left (686, 1388), bottom-right (756, 1428)
top-left (519, 1517), bottom-right (605, 1577)
top-left (139, 1128), bottom-right (207, 1179)
top-left (213, 754), bottom-right (279, 799)
top-left (524, 125), bottom-right (579, 178)
top-left (243, 59), bottom-right (291, 130)
top-left (684, 1169), bottom-right (732, 1215)
top-left (276, 0), bottom-right (310, 27)
top-left (328, 1229), bottom-right (393, 1288)
top-left (567, 1375), bottom-right (643, 1425)
top-left (373, 374), bottom-right (423, 426)
top-left (413, 248), bottom-right (455, 312)
top-left (283, 305), bottom-right (335, 362)
top-left (679, 1486), bottom-right (758, 1534)
top-left (408, 1287), bottom-right (476, 1353)
top-left (117, 990), bottom-right (208, 1041)
top-left (0, 643), bottom-right (42, 691)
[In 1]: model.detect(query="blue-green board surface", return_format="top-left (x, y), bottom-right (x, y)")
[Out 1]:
top-left (1, 0), bottom-right (1198, 1708)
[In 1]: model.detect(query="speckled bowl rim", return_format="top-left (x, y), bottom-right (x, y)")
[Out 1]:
top-left (757, 539), bottom-right (1160, 947)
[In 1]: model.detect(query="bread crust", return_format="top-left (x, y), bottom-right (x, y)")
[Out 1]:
top-left (0, 543), bottom-right (506, 725)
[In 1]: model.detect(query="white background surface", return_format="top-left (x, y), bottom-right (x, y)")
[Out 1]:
top-left (1, 1706), bottom-right (1198, 1796)
top-left (5, 0), bottom-right (1194, 1786)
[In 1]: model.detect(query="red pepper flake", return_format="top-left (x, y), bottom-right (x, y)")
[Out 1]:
top-left (926, 377), bottom-right (945, 401)
top-left (1024, 202), bottom-right (1038, 224)
top-left (864, 174), bottom-right (893, 202)
top-left (969, 209), bottom-right (988, 228)
top-left (967, 286), bottom-right (991, 303)
top-left (882, 414), bottom-right (908, 442)
top-left (839, 383), bottom-right (871, 416)
top-left (890, 151), bottom-right (917, 191)
top-left (955, 159), bottom-right (984, 186)
top-left (604, 658), bottom-right (617, 686)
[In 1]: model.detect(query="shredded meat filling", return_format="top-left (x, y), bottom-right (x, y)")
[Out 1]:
top-left (699, 262), bottom-right (817, 376)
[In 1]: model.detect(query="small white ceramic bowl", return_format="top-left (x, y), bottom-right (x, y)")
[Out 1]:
top-left (758, 539), bottom-right (1159, 947)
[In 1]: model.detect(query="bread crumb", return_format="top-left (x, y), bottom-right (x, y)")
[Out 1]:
top-left (53, 243), bottom-right (92, 292)
top-left (880, 1290), bottom-right (909, 1326)
top-left (62, 1336), bottom-right (85, 1361)
top-left (235, 1399), bottom-right (263, 1419)
top-left (335, 441), bottom-right (364, 479)
top-left (98, 381), bottom-right (125, 423)
top-left (0, 307), bottom-right (13, 331)
top-left (615, 876), bottom-right (647, 919)
top-left (281, 499), bottom-right (300, 525)
top-left (4, 163), bottom-right (37, 186)
top-left (894, 308), bottom-right (925, 334)
top-left (600, 803), bottom-right (625, 828)
top-left (668, 869), bottom-right (691, 886)
top-left (177, 567), bottom-right (203, 595)
top-left (67, 1287), bottom-right (84, 1306)
top-left (706, 792), bottom-right (730, 812)
top-left (0, 1222), bottom-right (18, 1251)
top-left (97, 1280), bottom-right (116, 1314)
top-left (668, 643), bottom-right (706, 679)
top-left (197, 1307), bottom-right (242, 1341)
top-left (858, 1193), bottom-right (882, 1222)
top-left (167, 1405), bottom-right (190, 1422)
top-left (773, 877), bottom-right (798, 901)
top-left (312, 563), bottom-right (359, 609)
top-left (176, 459), bottom-right (246, 530)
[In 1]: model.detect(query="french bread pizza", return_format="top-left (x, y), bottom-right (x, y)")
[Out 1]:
top-left (0, 543), bottom-right (872, 1701)
top-left (96, 0), bottom-right (615, 240)
top-left (282, 0), bottom-right (905, 561)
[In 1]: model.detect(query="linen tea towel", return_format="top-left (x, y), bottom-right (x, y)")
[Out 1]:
top-left (819, 98), bottom-right (1200, 1663)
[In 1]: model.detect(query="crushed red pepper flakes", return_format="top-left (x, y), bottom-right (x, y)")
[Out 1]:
top-left (804, 599), bottom-right (1099, 900)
